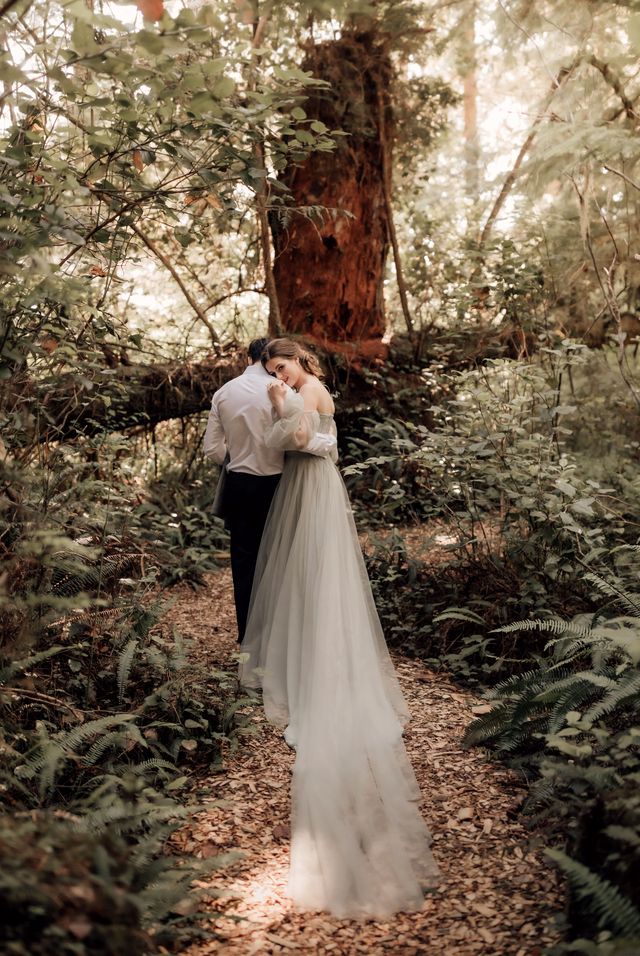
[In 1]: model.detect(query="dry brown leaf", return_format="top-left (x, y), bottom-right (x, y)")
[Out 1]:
top-left (264, 932), bottom-right (300, 949)
top-left (471, 703), bottom-right (493, 715)
top-left (136, 0), bottom-right (164, 20)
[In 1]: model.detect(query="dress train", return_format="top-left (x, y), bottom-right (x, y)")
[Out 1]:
top-left (239, 391), bottom-right (439, 918)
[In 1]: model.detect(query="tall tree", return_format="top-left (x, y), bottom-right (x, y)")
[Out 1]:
top-left (272, 30), bottom-right (393, 348)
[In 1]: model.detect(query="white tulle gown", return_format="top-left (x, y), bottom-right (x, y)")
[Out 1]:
top-left (239, 390), bottom-right (439, 919)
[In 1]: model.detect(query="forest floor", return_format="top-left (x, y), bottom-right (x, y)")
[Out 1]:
top-left (161, 563), bottom-right (564, 956)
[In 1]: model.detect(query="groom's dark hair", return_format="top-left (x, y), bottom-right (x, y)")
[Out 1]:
top-left (247, 337), bottom-right (269, 363)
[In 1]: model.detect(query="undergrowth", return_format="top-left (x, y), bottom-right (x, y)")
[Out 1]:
top-left (352, 344), bottom-right (640, 950)
top-left (0, 423), bottom-right (243, 954)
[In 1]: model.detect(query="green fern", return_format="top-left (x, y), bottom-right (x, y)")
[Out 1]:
top-left (583, 573), bottom-right (640, 617)
top-left (494, 618), bottom-right (596, 639)
top-left (584, 670), bottom-right (640, 722)
top-left (547, 849), bottom-right (640, 936)
top-left (546, 680), bottom-right (605, 734)
top-left (0, 644), bottom-right (81, 682)
top-left (523, 777), bottom-right (558, 812)
top-left (82, 724), bottom-right (147, 767)
top-left (492, 664), bottom-right (574, 697)
top-left (47, 605), bottom-right (131, 631)
top-left (54, 715), bottom-right (136, 754)
top-left (51, 553), bottom-right (140, 598)
top-left (118, 639), bottom-right (139, 703)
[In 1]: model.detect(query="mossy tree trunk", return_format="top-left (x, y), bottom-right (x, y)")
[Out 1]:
top-left (273, 31), bottom-right (393, 350)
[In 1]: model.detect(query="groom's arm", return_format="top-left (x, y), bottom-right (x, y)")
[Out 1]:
top-left (203, 397), bottom-right (227, 465)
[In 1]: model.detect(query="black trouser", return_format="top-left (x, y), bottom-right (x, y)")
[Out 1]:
top-left (223, 470), bottom-right (281, 642)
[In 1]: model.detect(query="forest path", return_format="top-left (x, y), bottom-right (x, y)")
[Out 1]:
top-left (164, 568), bottom-right (563, 956)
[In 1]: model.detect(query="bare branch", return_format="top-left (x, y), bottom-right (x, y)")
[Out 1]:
top-left (478, 55), bottom-right (580, 252)
top-left (585, 53), bottom-right (638, 120)
top-left (128, 222), bottom-right (221, 350)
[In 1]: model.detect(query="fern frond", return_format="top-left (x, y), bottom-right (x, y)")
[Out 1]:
top-left (546, 680), bottom-right (605, 733)
top-left (494, 618), bottom-right (593, 639)
top-left (82, 802), bottom-right (187, 835)
top-left (547, 849), bottom-right (640, 936)
top-left (535, 670), bottom-right (612, 702)
top-left (583, 573), bottom-right (640, 616)
top-left (54, 715), bottom-right (135, 754)
top-left (15, 741), bottom-right (66, 796)
top-left (0, 644), bottom-right (75, 682)
top-left (522, 777), bottom-right (558, 812)
top-left (126, 758), bottom-right (176, 776)
top-left (584, 670), bottom-right (640, 722)
top-left (47, 606), bottom-right (131, 630)
top-left (463, 700), bottom-right (516, 747)
top-left (493, 665), bottom-right (573, 697)
top-left (117, 639), bottom-right (138, 703)
top-left (82, 724), bottom-right (147, 767)
top-left (52, 553), bottom-right (140, 597)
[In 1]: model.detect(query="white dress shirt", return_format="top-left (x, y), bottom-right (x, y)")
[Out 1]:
top-left (204, 364), bottom-right (282, 475)
top-left (203, 363), bottom-right (336, 475)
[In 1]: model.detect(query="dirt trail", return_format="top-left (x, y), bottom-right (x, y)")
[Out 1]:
top-left (164, 569), bottom-right (563, 956)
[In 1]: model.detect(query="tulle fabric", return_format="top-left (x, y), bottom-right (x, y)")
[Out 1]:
top-left (239, 391), bottom-right (439, 919)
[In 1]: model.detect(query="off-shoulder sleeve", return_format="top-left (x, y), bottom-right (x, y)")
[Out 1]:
top-left (328, 419), bottom-right (338, 463)
top-left (264, 391), bottom-right (321, 452)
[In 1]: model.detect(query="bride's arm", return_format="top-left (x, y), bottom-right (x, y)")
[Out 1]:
top-left (265, 382), bottom-right (336, 456)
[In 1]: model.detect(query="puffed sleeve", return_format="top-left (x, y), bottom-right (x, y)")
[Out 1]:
top-left (264, 390), bottom-right (333, 455)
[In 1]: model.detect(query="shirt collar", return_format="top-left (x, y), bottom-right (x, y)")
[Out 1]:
top-left (243, 363), bottom-right (270, 378)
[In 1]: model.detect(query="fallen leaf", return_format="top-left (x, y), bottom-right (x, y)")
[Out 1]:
top-left (471, 703), bottom-right (493, 715)
top-left (40, 335), bottom-right (58, 353)
top-left (264, 932), bottom-right (300, 949)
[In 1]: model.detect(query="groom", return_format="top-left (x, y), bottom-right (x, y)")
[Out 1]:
top-left (204, 337), bottom-right (335, 642)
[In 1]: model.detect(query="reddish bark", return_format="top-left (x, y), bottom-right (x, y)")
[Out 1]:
top-left (273, 32), bottom-right (393, 348)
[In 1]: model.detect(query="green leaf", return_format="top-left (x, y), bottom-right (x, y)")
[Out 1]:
top-left (212, 76), bottom-right (235, 99)
top-left (571, 497), bottom-right (595, 517)
top-left (136, 30), bottom-right (165, 55)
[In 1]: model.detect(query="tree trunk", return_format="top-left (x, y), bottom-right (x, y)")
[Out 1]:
top-left (3, 329), bottom-right (530, 447)
top-left (5, 347), bottom-right (245, 445)
top-left (272, 31), bottom-right (392, 351)
top-left (5, 342), bottom-right (378, 445)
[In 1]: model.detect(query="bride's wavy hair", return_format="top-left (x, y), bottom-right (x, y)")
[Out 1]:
top-left (262, 338), bottom-right (324, 379)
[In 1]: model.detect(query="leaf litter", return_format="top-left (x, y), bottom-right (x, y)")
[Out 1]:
top-left (160, 567), bottom-right (564, 956)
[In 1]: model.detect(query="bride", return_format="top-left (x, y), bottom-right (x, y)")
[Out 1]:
top-left (239, 338), bottom-right (439, 919)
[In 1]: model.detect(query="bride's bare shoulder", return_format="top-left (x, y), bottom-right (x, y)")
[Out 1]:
top-left (299, 380), bottom-right (335, 414)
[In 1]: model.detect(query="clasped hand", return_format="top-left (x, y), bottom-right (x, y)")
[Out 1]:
top-left (267, 379), bottom-right (288, 413)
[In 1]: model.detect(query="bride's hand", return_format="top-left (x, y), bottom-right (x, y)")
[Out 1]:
top-left (267, 379), bottom-right (287, 412)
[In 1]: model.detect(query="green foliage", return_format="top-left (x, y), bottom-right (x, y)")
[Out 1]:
top-left (0, 421), bottom-right (242, 949)
top-left (355, 341), bottom-right (640, 949)
top-left (547, 851), bottom-right (640, 939)
top-left (461, 569), bottom-right (640, 942)
top-left (133, 421), bottom-right (229, 586)
top-left (0, 808), bottom-right (229, 956)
